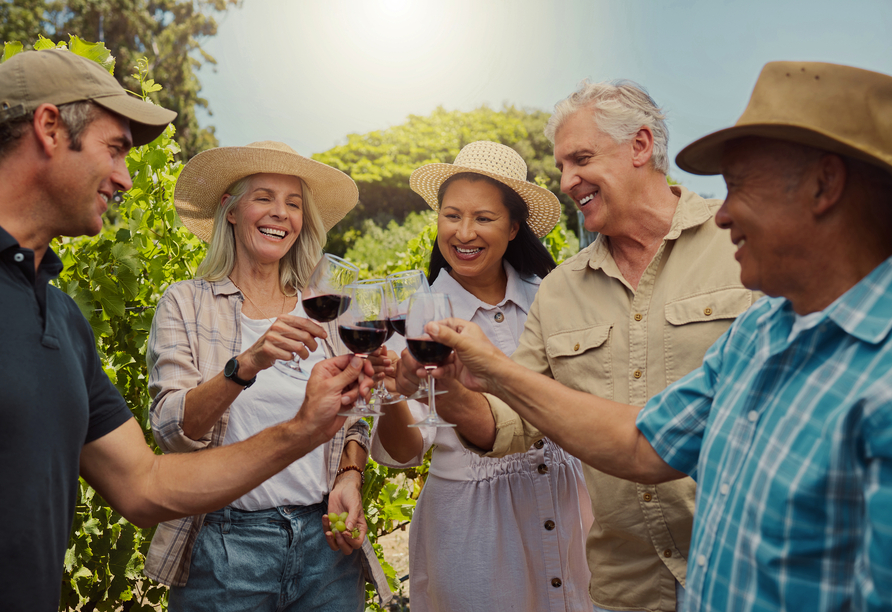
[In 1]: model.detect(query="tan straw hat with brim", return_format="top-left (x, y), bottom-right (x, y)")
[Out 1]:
top-left (409, 141), bottom-right (561, 238)
top-left (676, 61), bottom-right (892, 177)
top-left (0, 49), bottom-right (176, 147)
top-left (175, 141), bottom-right (359, 242)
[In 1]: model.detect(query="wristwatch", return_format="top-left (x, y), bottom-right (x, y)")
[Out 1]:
top-left (224, 357), bottom-right (256, 389)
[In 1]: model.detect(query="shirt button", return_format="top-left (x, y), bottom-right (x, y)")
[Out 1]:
top-left (13, 252), bottom-right (24, 262)
top-left (642, 492), bottom-right (653, 502)
top-left (633, 369), bottom-right (642, 379)
top-left (748, 410), bottom-right (758, 422)
top-left (634, 313), bottom-right (642, 321)
top-left (573, 342), bottom-right (580, 351)
top-left (697, 554), bottom-right (707, 567)
top-left (494, 312), bottom-right (504, 323)
top-left (544, 520), bottom-right (555, 531)
top-left (551, 578), bottom-right (562, 588)
top-left (663, 549), bottom-right (673, 558)
top-left (537, 463), bottom-right (549, 474)
top-left (704, 307), bottom-right (713, 316)
top-left (720, 483), bottom-right (730, 495)
top-left (534, 439), bottom-right (545, 449)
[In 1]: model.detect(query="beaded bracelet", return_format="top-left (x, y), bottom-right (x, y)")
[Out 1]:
top-left (336, 465), bottom-right (365, 486)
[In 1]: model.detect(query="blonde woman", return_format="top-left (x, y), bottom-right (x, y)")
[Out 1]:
top-left (143, 142), bottom-right (391, 611)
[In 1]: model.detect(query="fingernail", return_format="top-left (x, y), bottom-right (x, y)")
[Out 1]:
top-left (429, 322), bottom-right (440, 335)
top-left (351, 356), bottom-right (362, 368)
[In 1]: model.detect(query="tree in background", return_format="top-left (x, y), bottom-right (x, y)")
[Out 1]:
top-left (0, 0), bottom-right (239, 158)
top-left (313, 105), bottom-right (578, 255)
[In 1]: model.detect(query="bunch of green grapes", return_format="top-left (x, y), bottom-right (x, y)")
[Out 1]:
top-left (328, 511), bottom-right (361, 539)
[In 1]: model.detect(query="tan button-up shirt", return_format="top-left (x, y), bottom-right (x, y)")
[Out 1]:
top-left (477, 186), bottom-right (757, 611)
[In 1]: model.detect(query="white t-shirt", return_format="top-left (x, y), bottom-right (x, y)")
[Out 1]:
top-left (223, 302), bottom-right (328, 510)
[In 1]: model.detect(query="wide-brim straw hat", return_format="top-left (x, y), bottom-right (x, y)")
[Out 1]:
top-left (174, 141), bottom-right (359, 242)
top-left (409, 141), bottom-right (561, 238)
top-left (676, 61), bottom-right (892, 177)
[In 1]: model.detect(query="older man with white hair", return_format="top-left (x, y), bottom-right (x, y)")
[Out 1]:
top-left (397, 80), bottom-right (757, 611)
top-left (421, 61), bottom-right (892, 611)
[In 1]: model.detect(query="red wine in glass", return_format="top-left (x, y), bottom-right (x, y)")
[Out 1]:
top-left (302, 294), bottom-right (350, 323)
top-left (338, 321), bottom-right (389, 356)
top-left (406, 338), bottom-right (452, 366)
top-left (387, 314), bottom-right (407, 337)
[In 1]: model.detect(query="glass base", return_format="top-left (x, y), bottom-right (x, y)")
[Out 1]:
top-left (338, 403), bottom-right (384, 417)
top-left (408, 414), bottom-right (457, 428)
top-left (273, 359), bottom-right (310, 380)
top-left (405, 388), bottom-right (448, 401)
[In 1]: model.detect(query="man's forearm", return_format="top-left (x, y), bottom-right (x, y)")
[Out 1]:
top-left (480, 350), bottom-right (681, 484)
top-left (431, 381), bottom-right (497, 450)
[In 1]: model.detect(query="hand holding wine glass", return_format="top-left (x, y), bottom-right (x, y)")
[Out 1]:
top-left (405, 292), bottom-right (457, 428)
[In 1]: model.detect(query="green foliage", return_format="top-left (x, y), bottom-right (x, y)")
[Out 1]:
top-left (345, 211), bottom-right (436, 278)
top-left (315, 105), bottom-right (579, 255)
top-left (0, 0), bottom-right (240, 158)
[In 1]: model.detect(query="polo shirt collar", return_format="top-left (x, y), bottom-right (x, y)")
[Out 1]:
top-left (433, 261), bottom-right (536, 321)
top-left (0, 224), bottom-right (63, 280)
top-left (573, 185), bottom-right (713, 272)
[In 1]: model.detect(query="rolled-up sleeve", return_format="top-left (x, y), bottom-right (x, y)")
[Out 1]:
top-left (147, 289), bottom-right (210, 453)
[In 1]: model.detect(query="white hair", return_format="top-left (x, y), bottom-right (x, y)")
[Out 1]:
top-left (196, 174), bottom-right (325, 294)
top-left (544, 79), bottom-right (669, 174)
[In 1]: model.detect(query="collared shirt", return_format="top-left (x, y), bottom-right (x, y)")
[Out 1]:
top-left (637, 256), bottom-right (892, 612)
top-left (0, 225), bottom-right (132, 612)
top-left (143, 278), bottom-right (391, 603)
top-left (478, 186), bottom-right (757, 611)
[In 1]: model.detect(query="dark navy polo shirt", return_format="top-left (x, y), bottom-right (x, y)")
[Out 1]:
top-left (0, 225), bottom-right (132, 611)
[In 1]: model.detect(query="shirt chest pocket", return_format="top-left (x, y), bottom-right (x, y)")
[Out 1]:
top-left (664, 288), bottom-right (753, 384)
top-left (545, 323), bottom-right (613, 399)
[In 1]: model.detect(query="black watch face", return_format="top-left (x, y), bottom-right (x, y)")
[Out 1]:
top-left (225, 357), bottom-right (238, 378)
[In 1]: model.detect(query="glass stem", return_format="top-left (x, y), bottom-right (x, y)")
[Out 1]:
top-left (426, 367), bottom-right (437, 419)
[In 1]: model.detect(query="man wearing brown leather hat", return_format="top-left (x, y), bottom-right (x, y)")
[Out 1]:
top-left (0, 49), bottom-right (371, 611)
top-left (417, 60), bottom-right (892, 611)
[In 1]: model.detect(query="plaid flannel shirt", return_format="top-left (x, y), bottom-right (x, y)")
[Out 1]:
top-left (637, 256), bottom-right (892, 611)
top-left (142, 278), bottom-right (391, 604)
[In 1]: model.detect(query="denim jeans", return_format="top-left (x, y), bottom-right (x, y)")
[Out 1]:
top-left (169, 502), bottom-right (364, 612)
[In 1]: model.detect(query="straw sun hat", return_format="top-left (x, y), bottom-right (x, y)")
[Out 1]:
top-left (677, 61), bottom-right (892, 177)
top-left (174, 141), bottom-right (359, 242)
top-left (409, 141), bottom-right (561, 238)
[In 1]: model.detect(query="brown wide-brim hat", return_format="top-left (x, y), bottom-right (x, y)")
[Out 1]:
top-left (174, 141), bottom-right (359, 242)
top-left (677, 61), bottom-right (892, 177)
top-left (409, 140), bottom-right (561, 238)
top-left (0, 49), bottom-right (176, 147)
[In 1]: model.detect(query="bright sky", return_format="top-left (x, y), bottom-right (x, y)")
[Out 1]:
top-left (197, 0), bottom-right (892, 199)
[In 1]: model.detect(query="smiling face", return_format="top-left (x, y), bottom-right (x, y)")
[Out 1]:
top-left (48, 108), bottom-right (133, 238)
top-left (437, 177), bottom-right (520, 285)
top-left (553, 109), bottom-right (639, 235)
top-left (716, 137), bottom-right (817, 297)
top-left (226, 173), bottom-right (304, 268)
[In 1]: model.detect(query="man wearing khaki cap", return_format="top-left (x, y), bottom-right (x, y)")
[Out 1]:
top-left (420, 60), bottom-right (892, 610)
top-left (0, 49), bottom-right (370, 611)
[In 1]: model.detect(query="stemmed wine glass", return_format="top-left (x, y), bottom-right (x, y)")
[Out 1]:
top-left (405, 292), bottom-right (457, 428)
top-left (386, 270), bottom-right (446, 400)
top-left (337, 282), bottom-right (389, 417)
top-left (275, 254), bottom-right (359, 379)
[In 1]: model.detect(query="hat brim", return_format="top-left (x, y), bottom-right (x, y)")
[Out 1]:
top-left (409, 163), bottom-right (561, 238)
top-left (175, 145), bottom-right (359, 242)
top-left (93, 93), bottom-right (177, 147)
top-left (677, 123), bottom-right (892, 177)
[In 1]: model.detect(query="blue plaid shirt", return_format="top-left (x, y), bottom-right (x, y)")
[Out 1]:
top-left (637, 256), bottom-right (892, 611)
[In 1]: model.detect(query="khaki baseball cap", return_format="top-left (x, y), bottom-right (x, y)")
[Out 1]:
top-left (676, 61), bottom-right (892, 178)
top-left (0, 49), bottom-right (176, 146)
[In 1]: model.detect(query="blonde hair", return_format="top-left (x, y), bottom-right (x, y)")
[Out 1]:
top-left (195, 174), bottom-right (326, 294)
top-left (545, 79), bottom-right (669, 174)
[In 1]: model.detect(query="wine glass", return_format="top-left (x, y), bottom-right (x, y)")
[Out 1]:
top-left (405, 292), bottom-right (457, 428)
top-left (386, 270), bottom-right (446, 400)
top-left (352, 279), bottom-right (401, 407)
top-left (337, 282), bottom-right (389, 417)
top-left (275, 254), bottom-right (358, 379)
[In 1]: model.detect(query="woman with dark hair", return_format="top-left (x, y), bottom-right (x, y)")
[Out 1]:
top-left (371, 142), bottom-right (593, 611)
